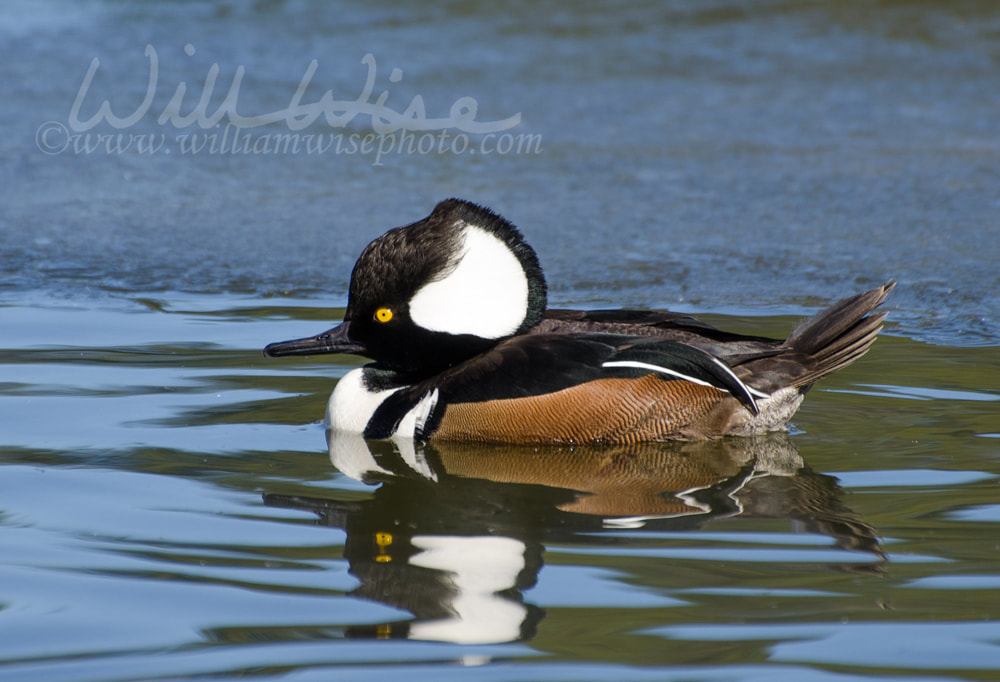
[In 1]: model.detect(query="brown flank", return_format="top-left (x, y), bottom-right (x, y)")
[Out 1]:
top-left (431, 374), bottom-right (742, 444)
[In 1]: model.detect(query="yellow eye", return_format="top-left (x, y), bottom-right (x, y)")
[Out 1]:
top-left (374, 307), bottom-right (393, 323)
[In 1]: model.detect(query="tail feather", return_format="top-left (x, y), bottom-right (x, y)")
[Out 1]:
top-left (739, 281), bottom-right (895, 392)
top-left (809, 312), bottom-right (886, 363)
top-left (789, 312), bottom-right (887, 388)
top-left (782, 281), bottom-right (894, 389)
top-left (784, 282), bottom-right (895, 355)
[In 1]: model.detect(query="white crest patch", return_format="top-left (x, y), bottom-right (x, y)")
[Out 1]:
top-left (408, 535), bottom-right (528, 644)
top-left (409, 222), bottom-right (529, 339)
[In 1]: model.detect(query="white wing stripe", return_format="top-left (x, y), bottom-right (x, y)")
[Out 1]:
top-left (602, 359), bottom-right (768, 410)
top-left (602, 360), bottom-right (718, 388)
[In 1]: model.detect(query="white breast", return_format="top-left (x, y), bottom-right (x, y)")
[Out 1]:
top-left (326, 368), bottom-right (400, 434)
top-left (326, 368), bottom-right (438, 440)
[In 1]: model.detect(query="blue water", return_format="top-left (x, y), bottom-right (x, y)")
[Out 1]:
top-left (2, 1), bottom-right (1000, 680)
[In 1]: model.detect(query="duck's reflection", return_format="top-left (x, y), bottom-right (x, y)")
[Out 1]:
top-left (264, 432), bottom-right (883, 644)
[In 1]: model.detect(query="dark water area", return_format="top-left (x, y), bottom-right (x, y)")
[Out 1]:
top-left (2, 1), bottom-right (1000, 680)
top-left (3, 0), bottom-right (999, 342)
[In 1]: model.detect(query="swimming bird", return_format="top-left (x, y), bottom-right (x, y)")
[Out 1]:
top-left (265, 199), bottom-right (893, 444)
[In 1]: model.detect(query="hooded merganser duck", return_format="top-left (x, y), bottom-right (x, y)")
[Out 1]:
top-left (265, 199), bottom-right (894, 444)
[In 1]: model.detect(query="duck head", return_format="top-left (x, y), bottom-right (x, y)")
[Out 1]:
top-left (264, 199), bottom-right (547, 375)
